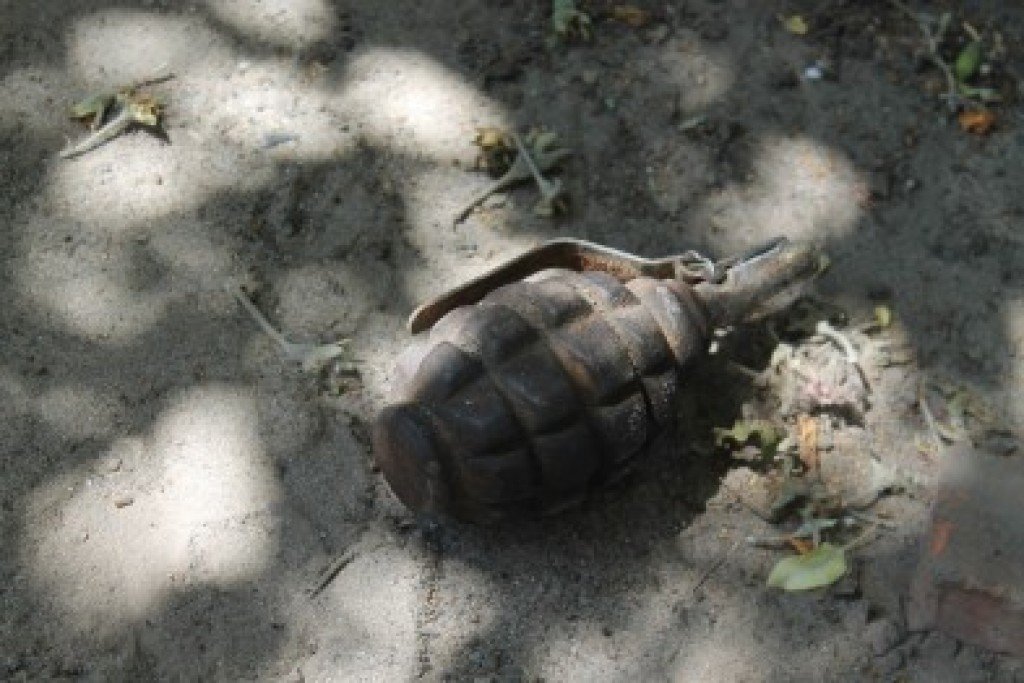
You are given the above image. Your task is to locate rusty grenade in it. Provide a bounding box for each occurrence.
[373,238,820,523]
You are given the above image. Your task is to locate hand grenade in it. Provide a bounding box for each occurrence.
[374,238,820,523]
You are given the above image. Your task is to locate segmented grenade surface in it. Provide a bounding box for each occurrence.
[376,269,710,522]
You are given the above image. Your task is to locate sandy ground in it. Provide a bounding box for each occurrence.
[2,0,1024,680]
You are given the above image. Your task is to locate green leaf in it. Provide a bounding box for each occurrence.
[767,542,847,591]
[782,15,808,36]
[954,41,983,83]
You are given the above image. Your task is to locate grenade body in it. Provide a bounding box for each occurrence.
[373,268,712,523]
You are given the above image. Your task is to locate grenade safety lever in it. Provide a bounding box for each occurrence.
[408,237,815,333]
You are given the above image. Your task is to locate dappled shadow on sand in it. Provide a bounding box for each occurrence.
[2,0,1023,679]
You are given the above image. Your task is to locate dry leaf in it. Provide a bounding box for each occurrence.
[474,126,511,149]
[929,519,954,556]
[788,536,814,554]
[128,93,163,127]
[473,126,515,174]
[958,109,996,135]
[782,15,809,35]
[796,414,819,471]
[612,5,650,28]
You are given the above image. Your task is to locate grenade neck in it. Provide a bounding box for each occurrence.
[690,240,821,328]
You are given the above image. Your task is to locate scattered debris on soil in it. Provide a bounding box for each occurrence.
[887,1,1011,115]
[551,0,592,43]
[59,73,174,158]
[917,374,1014,456]
[714,298,932,593]
[228,283,358,380]
[454,126,571,223]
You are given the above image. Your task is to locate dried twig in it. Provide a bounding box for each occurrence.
[962,20,981,43]
[227,283,354,374]
[848,510,898,529]
[726,359,764,381]
[843,521,879,552]
[692,540,739,594]
[307,547,361,598]
[128,70,175,90]
[746,534,795,548]
[917,378,947,453]
[59,106,136,158]
[307,539,386,598]
[512,131,568,216]
[815,320,859,365]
